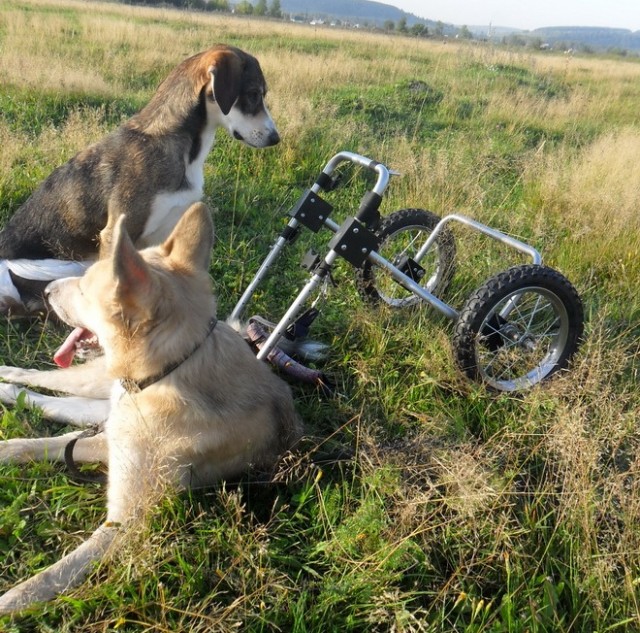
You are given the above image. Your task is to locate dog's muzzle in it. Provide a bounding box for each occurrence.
[233,129,280,147]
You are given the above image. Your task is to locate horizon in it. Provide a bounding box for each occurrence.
[377,0,640,32]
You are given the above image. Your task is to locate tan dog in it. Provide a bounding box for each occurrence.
[0,44,279,313]
[0,202,301,614]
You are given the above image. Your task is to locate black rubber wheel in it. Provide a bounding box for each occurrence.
[356,208,456,308]
[453,264,584,391]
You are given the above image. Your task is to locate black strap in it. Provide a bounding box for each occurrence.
[65,316,218,481]
[64,426,107,485]
[121,317,218,393]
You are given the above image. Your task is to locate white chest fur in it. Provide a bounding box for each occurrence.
[140,119,217,247]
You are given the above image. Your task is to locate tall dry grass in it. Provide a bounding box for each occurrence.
[534,128,640,236]
[0,1,639,630]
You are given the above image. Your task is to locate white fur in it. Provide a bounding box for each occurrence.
[140,75,279,247]
[0,50,280,314]
[140,97,219,246]
[222,102,280,148]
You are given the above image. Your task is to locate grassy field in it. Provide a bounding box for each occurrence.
[0,0,639,630]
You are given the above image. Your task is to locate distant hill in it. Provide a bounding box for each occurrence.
[530,26,640,51]
[259,0,640,52]
[468,24,640,52]
[279,0,454,31]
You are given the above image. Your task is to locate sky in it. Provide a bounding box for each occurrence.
[381,1,640,31]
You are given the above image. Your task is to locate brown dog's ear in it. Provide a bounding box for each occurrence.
[111,214,153,301]
[162,202,214,272]
[208,50,242,115]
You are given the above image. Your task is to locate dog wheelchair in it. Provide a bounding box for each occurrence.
[231,151,584,393]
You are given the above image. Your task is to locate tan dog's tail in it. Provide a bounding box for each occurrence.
[0,523,118,614]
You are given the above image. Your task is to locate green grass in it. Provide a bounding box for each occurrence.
[0,1,639,631]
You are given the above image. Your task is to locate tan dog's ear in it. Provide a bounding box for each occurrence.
[162,202,214,272]
[208,51,242,115]
[98,213,117,260]
[111,214,153,302]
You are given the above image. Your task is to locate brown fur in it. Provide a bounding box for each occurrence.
[0,44,279,312]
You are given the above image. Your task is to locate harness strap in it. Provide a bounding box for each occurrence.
[121,317,218,393]
[64,426,107,485]
[64,316,219,482]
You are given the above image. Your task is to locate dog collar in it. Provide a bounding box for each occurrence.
[121,317,218,394]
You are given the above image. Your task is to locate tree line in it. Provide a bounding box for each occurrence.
[120,0,283,15]
[118,0,437,35]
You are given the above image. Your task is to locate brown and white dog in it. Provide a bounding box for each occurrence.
[0,44,279,313]
[0,201,301,614]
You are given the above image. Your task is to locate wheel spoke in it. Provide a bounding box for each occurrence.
[357,209,456,309]
[526,294,545,331]
[476,289,568,386]
[454,265,583,392]
[531,316,561,340]
[377,232,442,304]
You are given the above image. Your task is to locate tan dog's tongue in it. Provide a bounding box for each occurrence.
[54,327,91,368]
